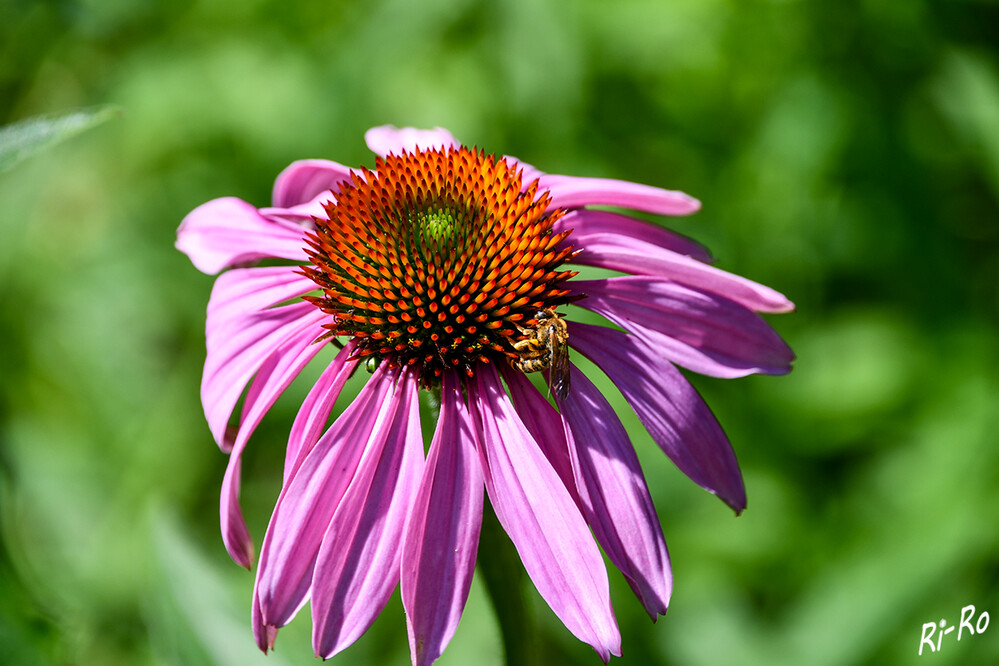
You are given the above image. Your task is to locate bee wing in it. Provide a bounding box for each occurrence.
[549,334,570,402]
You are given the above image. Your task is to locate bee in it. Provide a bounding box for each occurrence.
[510,307,571,401]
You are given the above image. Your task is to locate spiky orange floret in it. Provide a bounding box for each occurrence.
[302,145,575,381]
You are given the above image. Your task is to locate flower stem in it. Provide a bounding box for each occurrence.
[478,501,536,666]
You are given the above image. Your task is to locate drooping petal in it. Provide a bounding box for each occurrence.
[553,209,713,262]
[284,341,358,484]
[568,322,747,513]
[271,158,354,207]
[571,277,795,378]
[219,317,331,568]
[176,197,309,274]
[254,366,397,631]
[401,372,484,666]
[559,365,671,618]
[252,580,277,652]
[501,366,579,508]
[468,365,621,662]
[570,232,794,314]
[365,125,459,157]
[539,174,701,216]
[201,266,320,449]
[312,367,424,659]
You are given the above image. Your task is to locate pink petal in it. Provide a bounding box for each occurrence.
[570,232,795,314]
[539,174,701,216]
[284,341,358,484]
[501,367,580,508]
[468,365,621,661]
[202,266,320,449]
[271,159,354,207]
[568,322,746,513]
[259,189,336,226]
[401,372,484,666]
[254,366,398,629]
[553,209,713,262]
[559,365,671,618]
[219,316,330,568]
[312,367,424,659]
[571,277,795,378]
[252,581,277,652]
[207,303,327,451]
[365,125,459,157]
[176,197,309,274]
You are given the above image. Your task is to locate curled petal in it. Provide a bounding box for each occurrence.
[271,158,354,207]
[570,233,794,314]
[206,304,324,457]
[560,365,671,618]
[568,322,747,513]
[365,125,459,157]
[219,315,329,568]
[176,197,309,274]
[312,368,424,659]
[202,266,319,449]
[402,372,484,666]
[254,366,398,631]
[571,277,795,378]
[469,365,621,661]
[539,174,701,216]
[554,209,712,262]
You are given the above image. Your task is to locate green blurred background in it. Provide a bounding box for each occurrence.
[2,0,997,664]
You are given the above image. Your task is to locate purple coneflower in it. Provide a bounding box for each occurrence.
[176,126,794,664]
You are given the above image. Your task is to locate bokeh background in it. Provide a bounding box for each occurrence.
[2,0,998,664]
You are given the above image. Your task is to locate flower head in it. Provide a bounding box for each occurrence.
[177,125,794,665]
[301,145,575,381]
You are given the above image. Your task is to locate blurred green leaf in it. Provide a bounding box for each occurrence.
[150,508,304,666]
[0,105,122,173]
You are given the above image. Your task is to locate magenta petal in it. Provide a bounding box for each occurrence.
[271,159,354,207]
[571,277,795,378]
[501,367,580,508]
[468,365,621,661]
[254,367,398,629]
[401,372,484,666]
[219,456,254,569]
[284,341,358,484]
[569,322,747,513]
[176,197,309,274]
[365,125,459,157]
[252,581,278,652]
[554,209,713,262]
[202,267,320,449]
[219,316,328,568]
[312,367,424,659]
[539,174,701,216]
[571,233,794,314]
[259,189,335,226]
[560,365,672,618]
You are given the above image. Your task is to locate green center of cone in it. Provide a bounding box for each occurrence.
[416,207,457,246]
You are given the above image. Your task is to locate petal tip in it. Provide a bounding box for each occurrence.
[681,194,702,215]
